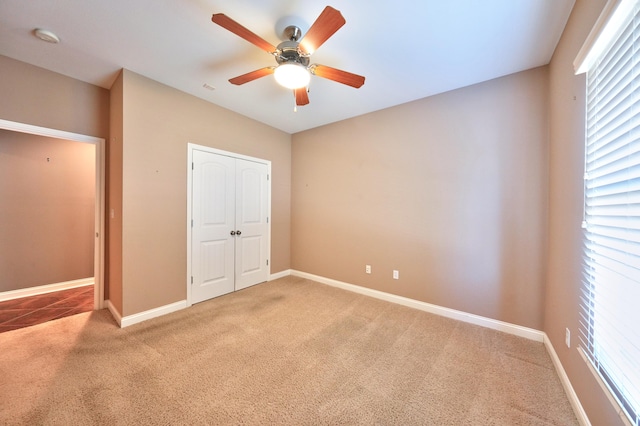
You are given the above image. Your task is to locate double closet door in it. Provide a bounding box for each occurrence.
[191,148,269,304]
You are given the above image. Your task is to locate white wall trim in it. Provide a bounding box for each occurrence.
[0,118,106,310]
[0,278,94,302]
[285,270,592,422]
[105,299,123,327]
[0,119,103,144]
[269,269,292,281]
[543,336,592,426]
[119,300,188,328]
[101,269,591,424]
[290,270,544,342]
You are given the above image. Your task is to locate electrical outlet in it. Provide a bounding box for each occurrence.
[393,270,399,280]
[365,265,371,274]
[565,328,571,348]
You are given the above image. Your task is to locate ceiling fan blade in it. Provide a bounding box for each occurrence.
[299,6,346,55]
[311,65,365,88]
[229,67,275,85]
[295,88,310,106]
[212,14,277,54]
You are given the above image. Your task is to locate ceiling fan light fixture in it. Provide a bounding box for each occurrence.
[274,63,310,89]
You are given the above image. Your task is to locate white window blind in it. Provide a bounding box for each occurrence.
[579,1,640,424]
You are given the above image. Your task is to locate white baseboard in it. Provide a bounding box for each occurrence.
[105,299,122,326]
[0,277,94,302]
[118,300,188,328]
[101,270,587,424]
[286,270,590,423]
[290,270,544,342]
[104,299,187,328]
[107,271,292,328]
[544,336,591,426]
[270,269,292,281]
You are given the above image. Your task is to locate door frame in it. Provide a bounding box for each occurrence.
[0,118,106,309]
[186,143,271,307]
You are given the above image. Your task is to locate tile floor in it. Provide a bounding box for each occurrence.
[0,286,94,333]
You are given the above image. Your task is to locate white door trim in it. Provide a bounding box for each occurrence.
[0,118,106,309]
[186,143,271,307]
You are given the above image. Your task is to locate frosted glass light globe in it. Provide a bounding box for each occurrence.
[274,63,310,89]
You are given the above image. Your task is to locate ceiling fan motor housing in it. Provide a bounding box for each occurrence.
[275,40,309,67]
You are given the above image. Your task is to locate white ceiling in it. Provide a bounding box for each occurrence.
[0,0,575,134]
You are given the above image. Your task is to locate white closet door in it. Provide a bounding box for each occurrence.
[190,148,270,304]
[234,158,269,290]
[191,150,235,303]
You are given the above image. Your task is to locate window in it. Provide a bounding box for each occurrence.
[576,0,640,424]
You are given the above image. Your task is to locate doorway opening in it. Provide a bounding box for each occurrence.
[0,119,105,331]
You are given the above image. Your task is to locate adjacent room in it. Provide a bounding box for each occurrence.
[0,129,96,332]
[0,0,638,424]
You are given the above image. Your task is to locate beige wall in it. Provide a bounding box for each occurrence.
[2,16,630,421]
[108,71,124,311]
[292,67,549,330]
[116,70,291,316]
[545,0,626,424]
[0,130,95,291]
[0,55,109,138]
[0,54,108,293]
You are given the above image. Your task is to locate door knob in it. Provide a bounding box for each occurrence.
[230,230,236,236]
[236,230,242,236]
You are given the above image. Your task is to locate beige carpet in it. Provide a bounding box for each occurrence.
[0,276,578,425]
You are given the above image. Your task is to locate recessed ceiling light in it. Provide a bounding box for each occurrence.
[202,83,215,91]
[34,28,60,44]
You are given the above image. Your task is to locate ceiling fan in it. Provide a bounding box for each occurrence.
[211,6,365,107]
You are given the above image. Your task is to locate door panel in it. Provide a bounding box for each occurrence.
[235,159,269,290]
[191,150,235,303]
[239,236,261,272]
[202,241,227,282]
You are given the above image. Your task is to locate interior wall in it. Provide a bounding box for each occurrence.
[118,70,291,317]
[108,71,124,312]
[291,67,549,330]
[545,0,625,425]
[0,54,109,296]
[0,55,109,138]
[0,130,95,292]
